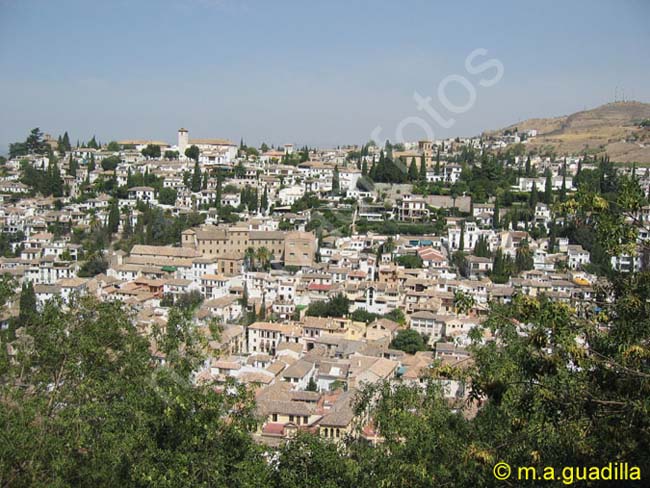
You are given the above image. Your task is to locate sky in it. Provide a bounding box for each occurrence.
[1,0,649,152]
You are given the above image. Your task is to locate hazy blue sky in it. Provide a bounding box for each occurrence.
[1,0,649,152]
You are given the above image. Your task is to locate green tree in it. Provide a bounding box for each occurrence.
[48,159,64,197]
[88,153,96,172]
[174,290,204,310]
[419,156,427,181]
[61,131,71,152]
[453,289,475,314]
[543,169,553,205]
[473,235,491,258]
[408,157,419,181]
[9,128,49,158]
[260,185,269,212]
[87,135,99,149]
[78,253,108,277]
[185,144,200,162]
[396,254,423,268]
[101,155,121,171]
[331,165,340,195]
[68,157,78,177]
[141,144,161,159]
[107,199,120,234]
[0,297,264,486]
[490,247,511,283]
[272,433,355,487]
[306,293,350,318]
[559,174,567,202]
[18,281,37,326]
[514,238,533,273]
[305,377,318,392]
[255,247,272,271]
[26,128,48,154]
[158,187,178,205]
[122,210,133,239]
[390,329,427,354]
[190,160,202,192]
[529,181,539,209]
[548,218,557,253]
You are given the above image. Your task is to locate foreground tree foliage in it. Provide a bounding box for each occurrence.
[0,298,264,487]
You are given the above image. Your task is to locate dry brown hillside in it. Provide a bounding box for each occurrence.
[486,101,650,163]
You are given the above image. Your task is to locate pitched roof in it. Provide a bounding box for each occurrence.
[282,359,314,379]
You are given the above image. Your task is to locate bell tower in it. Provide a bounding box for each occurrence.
[178,128,189,155]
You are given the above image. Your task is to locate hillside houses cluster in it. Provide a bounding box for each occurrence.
[2,128,649,444]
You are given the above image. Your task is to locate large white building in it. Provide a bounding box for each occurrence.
[177,128,238,165]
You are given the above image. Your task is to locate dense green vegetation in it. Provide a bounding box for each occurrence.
[305,293,350,318]
[395,254,423,269]
[389,329,427,354]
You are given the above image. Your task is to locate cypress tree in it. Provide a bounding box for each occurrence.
[19,281,37,326]
[419,156,427,181]
[515,239,533,273]
[459,223,465,251]
[69,157,78,177]
[62,131,71,151]
[493,198,500,229]
[544,170,553,205]
[108,200,120,234]
[548,220,557,253]
[259,294,266,320]
[191,160,202,193]
[473,236,491,258]
[559,175,567,202]
[529,182,539,209]
[332,165,340,195]
[406,158,417,181]
[260,185,268,212]
[216,177,223,209]
[491,248,511,284]
[123,211,133,238]
[49,159,63,197]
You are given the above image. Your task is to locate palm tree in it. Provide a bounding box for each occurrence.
[453,290,475,315]
[255,247,272,271]
[244,247,256,272]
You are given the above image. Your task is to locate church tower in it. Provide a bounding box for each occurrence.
[178,128,189,155]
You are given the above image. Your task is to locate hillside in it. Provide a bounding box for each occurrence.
[486,101,650,163]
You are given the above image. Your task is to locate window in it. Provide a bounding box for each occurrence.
[272,414,278,422]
